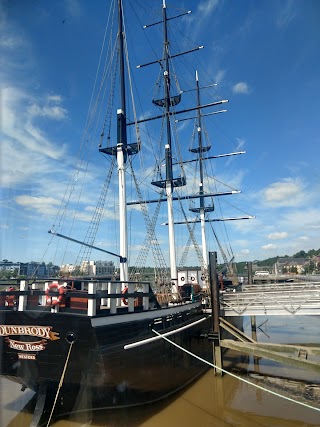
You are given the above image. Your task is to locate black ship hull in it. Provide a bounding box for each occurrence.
[0,296,212,422]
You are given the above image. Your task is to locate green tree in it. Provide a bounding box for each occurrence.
[293,250,307,258]
[308,260,316,274]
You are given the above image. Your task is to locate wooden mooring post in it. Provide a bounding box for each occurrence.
[247,261,253,285]
[251,316,257,341]
[209,251,223,376]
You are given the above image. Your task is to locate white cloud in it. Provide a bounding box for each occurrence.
[276,0,296,29]
[235,138,246,151]
[0,35,23,48]
[186,0,220,33]
[236,249,250,258]
[47,95,63,103]
[262,243,277,250]
[65,0,82,18]
[14,195,98,222]
[232,82,250,94]
[27,104,67,120]
[198,0,219,15]
[27,94,67,120]
[214,69,226,85]
[268,232,288,240]
[16,196,60,208]
[279,209,320,232]
[0,87,68,187]
[15,196,61,217]
[262,178,304,207]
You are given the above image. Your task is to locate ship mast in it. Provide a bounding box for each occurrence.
[162,0,178,290]
[195,70,209,269]
[131,2,222,286]
[99,0,139,283]
[129,2,235,286]
[117,0,129,282]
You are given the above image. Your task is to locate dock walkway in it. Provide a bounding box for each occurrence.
[221,281,320,316]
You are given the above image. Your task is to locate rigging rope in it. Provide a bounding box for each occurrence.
[122,6,169,284]
[75,158,116,271]
[47,1,118,269]
[122,9,141,151]
[152,329,320,414]
[178,221,197,268]
[176,198,205,268]
[128,163,169,283]
[46,341,75,427]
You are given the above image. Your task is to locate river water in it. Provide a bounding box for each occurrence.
[1,315,320,426]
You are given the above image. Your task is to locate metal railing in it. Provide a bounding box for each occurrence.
[221,282,320,316]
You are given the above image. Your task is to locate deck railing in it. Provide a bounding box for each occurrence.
[0,279,156,317]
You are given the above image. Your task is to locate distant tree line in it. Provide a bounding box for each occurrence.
[255,248,320,267]
[234,248,320,274]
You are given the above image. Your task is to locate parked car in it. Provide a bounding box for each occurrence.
[254,271,270,276]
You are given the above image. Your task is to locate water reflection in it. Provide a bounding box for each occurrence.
[2,316,320,427]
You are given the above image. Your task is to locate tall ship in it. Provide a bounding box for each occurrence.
[0,1,250,425]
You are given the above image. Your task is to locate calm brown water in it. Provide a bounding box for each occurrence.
[2,316,320,427]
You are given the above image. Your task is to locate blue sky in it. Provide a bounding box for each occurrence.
[1,0,320,268]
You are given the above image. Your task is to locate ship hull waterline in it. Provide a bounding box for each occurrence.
[0,303,212,418]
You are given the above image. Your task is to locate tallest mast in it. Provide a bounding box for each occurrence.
[147,2,202,289]
[162,0,178,290]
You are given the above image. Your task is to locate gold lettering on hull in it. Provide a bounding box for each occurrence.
[0,324,60,359]
[0,325,59,340]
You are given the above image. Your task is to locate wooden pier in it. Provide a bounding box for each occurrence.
[207,252,320,377]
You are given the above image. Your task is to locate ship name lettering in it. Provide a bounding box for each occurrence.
[0,325,52,339]
[8,339,45,352]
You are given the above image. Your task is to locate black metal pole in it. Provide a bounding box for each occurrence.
[209,252,219,334]
[209,251,223,375]
[247,261,253,285]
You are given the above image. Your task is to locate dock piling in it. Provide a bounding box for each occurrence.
[209,251,223,376]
